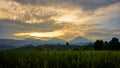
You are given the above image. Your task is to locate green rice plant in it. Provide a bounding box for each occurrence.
[0,50,120,68]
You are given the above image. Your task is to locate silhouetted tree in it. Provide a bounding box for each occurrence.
[104,41,109,50]
[109,37,120,50]
[66,42,69,45]
[93,40,104,50]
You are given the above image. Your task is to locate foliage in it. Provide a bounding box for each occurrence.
[0,50,120,68]
[93,37,120,50]
[93,40,104,50]
[109,38,120,50]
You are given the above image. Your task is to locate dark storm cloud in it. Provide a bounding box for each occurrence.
[15,0,120,10]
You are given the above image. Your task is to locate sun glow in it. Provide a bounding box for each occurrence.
[53,13,92,24]
[25,18,44,24]
[14,31,64,38]
[57,14,78,23]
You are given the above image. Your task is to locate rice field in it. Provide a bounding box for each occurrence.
[0,50,120,68]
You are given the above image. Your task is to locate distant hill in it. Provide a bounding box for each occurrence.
[0,39,23,50]
[0,39,24,47]
[23,38,45,45]
[46,38,66,45]
[0,37,93,50]
[69,36,93,45]
[0,45,16,50]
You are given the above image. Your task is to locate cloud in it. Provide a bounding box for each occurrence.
[0,0,120,40]
[0,0,69,24]
[0,0,120,25]
[0,19,67,39]
[0,19,64,32]
[0,18,101,40]
[86,29,120,41]
[15,0,120,10]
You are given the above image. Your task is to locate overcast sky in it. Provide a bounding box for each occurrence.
[0,0,120,41]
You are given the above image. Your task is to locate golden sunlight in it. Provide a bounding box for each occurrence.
[53,13,91,24]
[14,31,64,38]
[25,18,44,24]
[56,14,78,23]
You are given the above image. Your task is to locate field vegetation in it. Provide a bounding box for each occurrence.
[0,50,120,68]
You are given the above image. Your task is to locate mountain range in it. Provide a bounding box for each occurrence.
[0,36,93,50]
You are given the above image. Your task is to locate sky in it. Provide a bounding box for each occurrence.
[0,0,120,41]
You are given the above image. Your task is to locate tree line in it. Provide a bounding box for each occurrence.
[93,37,120,50]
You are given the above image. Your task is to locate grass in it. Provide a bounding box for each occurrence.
[0,50,120,68]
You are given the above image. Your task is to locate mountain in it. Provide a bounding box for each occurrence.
[23,38,66,45]
[0,39,24,50]
[46,38,66,45]
[0,37,92,48]
[69,36,92,45]
[23,38,45,45]
[0,39,24,47]
[0,38,66,46]
[0,45,16,50]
